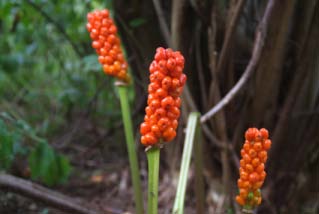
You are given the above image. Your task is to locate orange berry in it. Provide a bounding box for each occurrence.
[245,128,257,141]
[166,58,176,71]
[179,73,187,85]
[248,149,257,158]
[155,88,168,99]
[157,117,170,131]
[240,171,249,180]
[150,99,161,110]
[253,142,263,151]
[240,149,246,157]
[145,133,158,145]
[148,82,160,93]
[171,78,180,88]
[145,106,153,116]
[253,181,263,189]
[260,128,269,139]
[243,154,252,163]
[109,25,117,34]
[256,163,265,173]
[100,9,109,18]
[263,139,272,150]
[243,181,251,189]
[245,164,254,173]
[154,108,166,118]
[167,106,180,119]
[162,76,172,90]
[243,141,251,151]
[141,136,148,145]
[151,125,161,138]
[237,179,244,188]
[113,61,121,71]
[240,159,245,167]
[236,196,245,206]
[92,41,101,49]
[239,189,248,198]
[140,122,151,135]
[161,96,174,109]
[258,151,267,160]
[174,97,181,107]
[257,196,262,205]
[249,172,260,183]
[171,119,178,129]
[252,158,260,167]
[260,152,268,163]
[254,130,262,141]
[163,127,176,142]
[260,171,266,181]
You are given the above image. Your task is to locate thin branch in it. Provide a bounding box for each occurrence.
[25,0,82,57]
[195,22,208,109]
[201,0,276,123]
[207,0,246,106]
[152,0,172,47]
[216,0,247,74]
[0,173,105,214]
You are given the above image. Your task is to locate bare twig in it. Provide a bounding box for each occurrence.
[0,173,103,214]
[171,0,187,50]
[207,0,246,107]
[201,0,276,123]
[216,0,247,74]
[25,0,82,57]
[195,22,208,109]
[152,0,172,47]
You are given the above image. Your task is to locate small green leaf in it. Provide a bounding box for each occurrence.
[0,119,20,170]
[28,141,71,185]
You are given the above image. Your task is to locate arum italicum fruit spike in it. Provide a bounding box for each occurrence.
[236,128,272,209]
[140,47,187,146]
[142,48,186,214]
[87,9,143,214]
[86,9,130,83]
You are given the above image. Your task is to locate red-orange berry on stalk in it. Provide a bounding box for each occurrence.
[236,128,271,209]
[86,9,130,83]
[140,47,186,146]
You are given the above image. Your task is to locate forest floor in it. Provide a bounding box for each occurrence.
[0,117,197,214]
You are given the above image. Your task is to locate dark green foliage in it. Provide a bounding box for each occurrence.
[0,0,123,187]
[0,119,21,169]
[29,141,71,186]
[0,114,71,185]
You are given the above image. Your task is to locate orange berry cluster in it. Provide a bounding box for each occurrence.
[236,128,272,208]
[140,47,187,146]
[86,9,130,83]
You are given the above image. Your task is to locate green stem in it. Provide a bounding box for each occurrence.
[173,112,200,214]
[194,122,205,214]
[146,146,160,214]
[117,84,144,214]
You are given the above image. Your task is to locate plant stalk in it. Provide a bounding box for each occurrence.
[146,146,160,214]
[117,84,144,214]
[194,122,205,214]
[173,112,200,214]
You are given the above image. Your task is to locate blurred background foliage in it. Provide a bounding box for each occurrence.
[0,0,122,185]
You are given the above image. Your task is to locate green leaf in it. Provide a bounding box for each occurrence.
[56,154,71,183]
[0,119,21,169]
[28,141,71,186]
[173,112,200,214]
